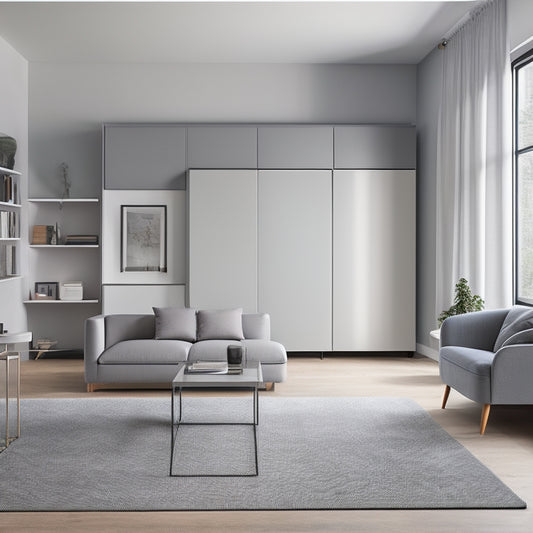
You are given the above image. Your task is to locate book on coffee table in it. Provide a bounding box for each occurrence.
[185,361,228,374]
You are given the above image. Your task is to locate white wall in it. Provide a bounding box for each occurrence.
[0,36,28,343]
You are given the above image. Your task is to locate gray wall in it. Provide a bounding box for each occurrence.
[0,36,28,339]
[416,48,442,358]
[28,63,416,197]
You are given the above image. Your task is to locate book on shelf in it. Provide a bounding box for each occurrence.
[0,210,19,238]
[64,234,98,245]
[185,361,229,374]
[1,174,18,204]
[0,243,16,277]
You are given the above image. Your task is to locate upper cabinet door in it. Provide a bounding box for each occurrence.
[258,126,333,169]
[104,125,187,189]
[188,126,257,169]
[334,125,416,169]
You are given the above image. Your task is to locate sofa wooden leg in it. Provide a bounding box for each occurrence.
[87,383,95,393]
[480,404,491,435]
[441,385,451,409]
[264,382,275,391]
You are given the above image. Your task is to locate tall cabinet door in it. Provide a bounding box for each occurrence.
[333,170,416,351]
[188,169,258,312]
[258,170,332,351]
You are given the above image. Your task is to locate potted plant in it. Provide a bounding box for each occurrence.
[438,278,484,326]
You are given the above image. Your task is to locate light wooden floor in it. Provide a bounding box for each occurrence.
[3,354,533,532]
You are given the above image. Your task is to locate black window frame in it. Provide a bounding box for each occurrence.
[513,47,533,306]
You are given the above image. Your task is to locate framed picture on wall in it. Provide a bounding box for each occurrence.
[34,282,59,300]
[120,205,167,272]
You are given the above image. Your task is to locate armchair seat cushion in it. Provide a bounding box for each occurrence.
[439,346,494,404]
[98,339,191,365]
[440,346,494,377]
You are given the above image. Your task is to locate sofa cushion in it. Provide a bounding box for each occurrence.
[197,308,244,341]
[153,307,197,342]
[439,346,495,377]
[105,315,155,348]
[98,339,191,365]
[500,327,533,348]
[493,306,533,352]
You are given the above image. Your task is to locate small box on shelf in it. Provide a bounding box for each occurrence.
[59,281,83,301]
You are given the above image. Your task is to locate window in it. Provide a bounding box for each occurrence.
[514,49,533,305]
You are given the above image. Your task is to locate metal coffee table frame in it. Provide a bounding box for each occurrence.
[170,362,262,477]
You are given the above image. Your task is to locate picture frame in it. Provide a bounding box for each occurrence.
[34,282,59,300]
[120,205,167,272]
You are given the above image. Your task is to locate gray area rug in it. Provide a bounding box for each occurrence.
[0,397,526,511]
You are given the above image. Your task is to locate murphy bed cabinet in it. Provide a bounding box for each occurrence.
[103,123,416,354]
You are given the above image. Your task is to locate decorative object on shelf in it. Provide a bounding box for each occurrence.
[438,277,485,326]
[0,133,16,170]
[35,339,57,351]
[59,162,71,201]
[32,224,60,245]
[120,205,167,272]
[59,281,83,301]
[34,281,59,300]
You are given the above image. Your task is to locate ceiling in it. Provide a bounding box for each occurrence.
[0,1,481,64]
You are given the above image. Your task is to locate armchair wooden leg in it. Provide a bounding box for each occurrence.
[480,404,491,435]
[441,385,451,409]
[87,383,95,393]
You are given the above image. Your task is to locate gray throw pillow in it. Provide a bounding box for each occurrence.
[197,308,244,341]
[153,307,197,342]
[501,328,533,348]
[493,306,533,352]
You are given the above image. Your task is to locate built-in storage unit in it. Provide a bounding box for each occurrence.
[103,123,416,354]
[0,166,21,282]
[333,170,416,351]
[187,126,257,169]
[258,170,332,351]
[188,169,258,312]
[104,125,188,190]
[24,198,100,352]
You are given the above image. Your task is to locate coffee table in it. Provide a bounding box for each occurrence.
[170,361,262,477]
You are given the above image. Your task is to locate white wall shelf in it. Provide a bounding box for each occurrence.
[0,166,21,176]
[28,198,99,203]
[26,197,101,350]
[0,201,21,208]
[0,276,22,283]
[0,238,20,241]
[30,245,99,248]
[24,299,99,304]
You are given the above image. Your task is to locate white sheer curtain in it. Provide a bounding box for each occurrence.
[436,0,512,321]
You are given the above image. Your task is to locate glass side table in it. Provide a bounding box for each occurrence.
[0,331,32,452]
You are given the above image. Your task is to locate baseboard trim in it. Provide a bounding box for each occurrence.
[416,343,439,362]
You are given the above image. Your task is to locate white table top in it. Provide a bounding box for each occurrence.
[0,331,33,344]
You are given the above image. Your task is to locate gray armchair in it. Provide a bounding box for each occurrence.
[439,307,533,435]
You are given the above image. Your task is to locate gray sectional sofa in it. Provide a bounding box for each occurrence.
[84,308,287,392]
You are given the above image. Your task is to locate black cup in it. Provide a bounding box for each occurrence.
[227,345,245,365]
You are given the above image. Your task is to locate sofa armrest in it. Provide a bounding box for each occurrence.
[84,315,105,383]
[492,344,533,404]
[440,309,508,351]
